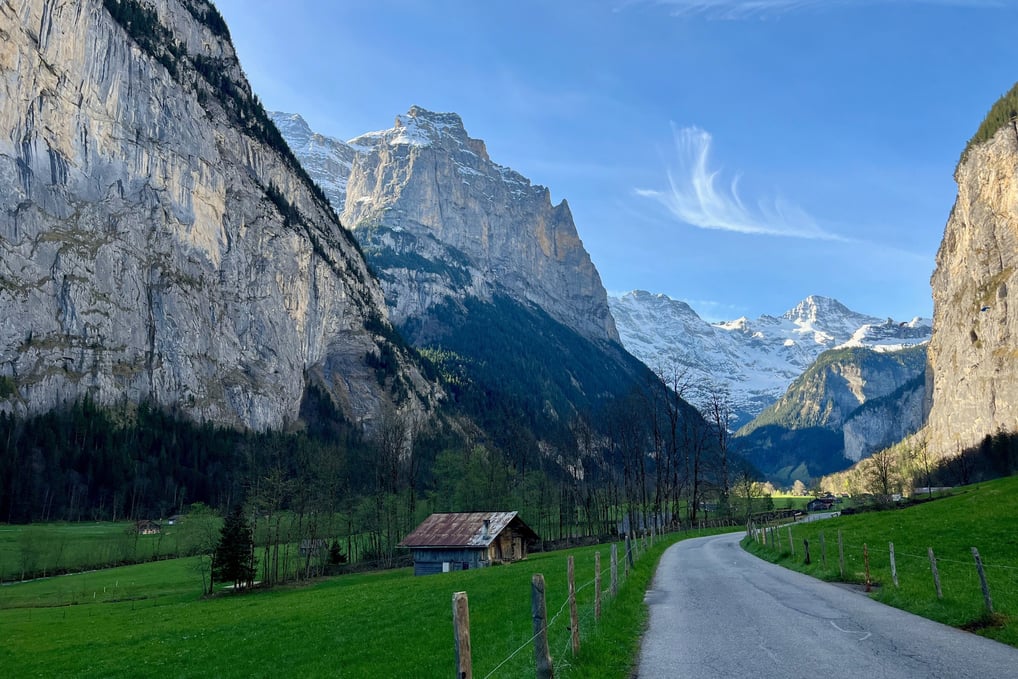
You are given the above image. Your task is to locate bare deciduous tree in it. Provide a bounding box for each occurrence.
[699,381,734,511]
[909,433,935,499]
[866,448,901,503]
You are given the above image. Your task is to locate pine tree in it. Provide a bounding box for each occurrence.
[212,505,256,590]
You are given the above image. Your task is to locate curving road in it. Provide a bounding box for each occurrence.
[637,531,1018,678]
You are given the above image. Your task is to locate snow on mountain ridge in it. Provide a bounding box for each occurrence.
[348,106,478,152]
[273,107,526,216]
[610,290,932,428]
[269,111,356,211]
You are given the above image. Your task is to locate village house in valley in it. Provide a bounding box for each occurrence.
[399,511,539,576]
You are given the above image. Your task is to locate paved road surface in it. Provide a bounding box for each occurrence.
[637,531,1018,678]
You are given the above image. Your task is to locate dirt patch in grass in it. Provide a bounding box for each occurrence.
[961,612,1008,632]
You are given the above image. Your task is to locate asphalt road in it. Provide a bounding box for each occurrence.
[636,531,1018,678]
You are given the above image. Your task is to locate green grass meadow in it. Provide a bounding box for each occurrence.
[745,475,1018,646]
[0,526,735,678]
[0,521,186,581]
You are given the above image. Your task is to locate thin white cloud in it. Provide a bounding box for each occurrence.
[637,125,846,240]
[637,0,1001,19]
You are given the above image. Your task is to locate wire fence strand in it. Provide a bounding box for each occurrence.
[480,541,645,678]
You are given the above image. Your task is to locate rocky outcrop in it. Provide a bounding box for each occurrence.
[926,113,1018,456]
[0,0,425,430]
[842,376,925,462]
[273,108,619,345]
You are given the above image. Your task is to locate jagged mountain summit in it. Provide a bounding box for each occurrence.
[273,108,664,454]
[0,0,428,430]
[271,108,619,346]
[609,290,931,427]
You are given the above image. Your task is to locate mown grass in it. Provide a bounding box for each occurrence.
[744,475,1018,647]
[0,526,736,677]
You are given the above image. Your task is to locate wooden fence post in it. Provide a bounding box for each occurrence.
[863,543,871,592]
[837,530,845,579]
[819,531,827,569]
[453,591,472,679]
[532,574,554,679]
[889,542,898,588]
[594,551,602,620]
[972,547,993,613]
[788,527,795,557]
[803,538,811,565]
[626,534,634,572]
[568,556,580,655]
[928,547,943,599]
[610,544,618,598]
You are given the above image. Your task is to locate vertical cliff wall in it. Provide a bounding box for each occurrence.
[0,0,424,430]
[926,109,1018,455]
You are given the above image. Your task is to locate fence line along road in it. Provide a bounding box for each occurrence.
[638,531,1018,679]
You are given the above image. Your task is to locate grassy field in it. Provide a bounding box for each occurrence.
[745,475,1018,647]
[0,525,736,677]
[0,521,209,582]
[0,515,398,584]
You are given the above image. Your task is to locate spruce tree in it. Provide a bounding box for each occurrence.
[212,505,256,590]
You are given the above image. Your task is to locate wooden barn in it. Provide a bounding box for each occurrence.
[398,511,539,576]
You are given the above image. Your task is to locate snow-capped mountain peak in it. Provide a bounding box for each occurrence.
[782,295,881,343]
[347,106,490,159]
[609,291,932,428]
[783,295,856,324]
[272,112,314,148]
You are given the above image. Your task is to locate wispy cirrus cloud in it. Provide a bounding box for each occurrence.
[632,0,1001,19]
[636,125,846,240]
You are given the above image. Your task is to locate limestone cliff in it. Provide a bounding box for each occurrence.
[926,106,1018,456]
[842,375,925,463]
[736,345,927,483]
[740,345,927,436]
[0,0,426,430]
[273,108,620,346]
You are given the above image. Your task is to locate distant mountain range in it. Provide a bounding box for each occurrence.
[609,291,931,430]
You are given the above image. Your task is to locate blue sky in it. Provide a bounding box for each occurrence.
[213,0,1018,322]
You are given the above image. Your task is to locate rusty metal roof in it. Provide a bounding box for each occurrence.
[398,511,537,548]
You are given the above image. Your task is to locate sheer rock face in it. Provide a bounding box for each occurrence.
[842,380,925,462]
[742,345,926,435]
[274,108,620,345]
[926,123,1018,456]
[0,0,420,430]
